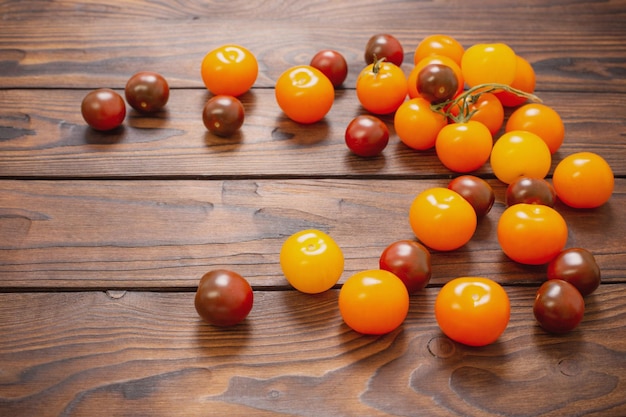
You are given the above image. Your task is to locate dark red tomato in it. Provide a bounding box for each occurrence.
[547,248,601,296]
[194,269,254,326]
[345,115,389,157]
[81,88,126,131]
[125,71,170,113]
[506,176,556,207]
[364,33,404,66]
[533,279,584,334]
[202,95,245,137]
[417,63,458,104]
[447,175,495,217]
[310,49,348,88]
[379,240,432,293]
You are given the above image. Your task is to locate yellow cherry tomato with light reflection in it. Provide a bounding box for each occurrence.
[494,55,536,107]
[414,34,465,67]
[490,130,551,184]
[435,277,510,346]
[280,229,344,293]
[394,97,448,150]
[275,65,334,124]
[339,269,409,335]
[201,44,258,97]
[461,43,517,87]
[506,103,565,154]
[498,203,568,265]
[356,60,408,115]
[553,152,614,208]
[436,120,493,173]
[409,187,477,251]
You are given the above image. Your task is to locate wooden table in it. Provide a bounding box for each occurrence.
[1,1,625,416]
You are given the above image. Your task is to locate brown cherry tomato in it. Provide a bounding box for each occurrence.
[547,248,601,296]
[533,280,584,334]
[379,240,432,293]
[194,269,253,326]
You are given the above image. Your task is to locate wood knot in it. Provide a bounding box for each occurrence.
[427,335,456,358]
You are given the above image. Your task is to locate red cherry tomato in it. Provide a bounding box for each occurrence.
[194,269,254,326]
[344,115,389,157]
[310,49,348,88]
[379,240,432,293]
[81,88,126,131]
[364,33,404,66]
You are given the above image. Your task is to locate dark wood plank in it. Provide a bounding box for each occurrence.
[0,286,624,417]
[1,179,624,289]
[0,1,624,91]
[1,89,625,178]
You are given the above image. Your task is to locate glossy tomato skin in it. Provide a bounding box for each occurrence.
[448,175,495,217]
[417,63,458,104]
[194,269,254,326]
[497,203,568,265]
[394,97,447,150]
[414,34,464,67]
[344,115,389,157]
[81,88,126,131]
[490,130,552,185]
[124,71,169,114]
[202,95,245,137]
[505,176,556,207]
[461,43,517,87]
[201,44,258,97]
[534,280,584,334]
[379,240,432,293]
[547,248,601,296]
[310,49,348,88]
[449,92,504,137]
[435,277,510,346]
[552,152,614,209]
[280,229,344,294]
[339,269,409,335]
[435,120,493,173]
[275,65,334,124]
[356,60,407,115]
[364,33,404,66]
[506,103,565,154]
[409,55,464,100]
[494,55,536,107]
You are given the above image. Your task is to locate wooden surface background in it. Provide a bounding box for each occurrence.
[1,1,625,416]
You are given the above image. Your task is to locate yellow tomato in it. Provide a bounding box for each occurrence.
[490,130,551,184]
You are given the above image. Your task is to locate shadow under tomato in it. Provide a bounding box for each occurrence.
[83,124,126,144]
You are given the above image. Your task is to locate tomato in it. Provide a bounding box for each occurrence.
[379,240,432,293]
[356,60,407,115]
[505,176,556,207]
[275,65,334,124]
[394,97,447,150]
[490,130,551,184]
[124,71,169,114]
[81,88,126,131]
[280,229,344,294]
[339,269,409,335]
[461,43,517,87]
[414,34,465,67]
[497,203,568,265]
[344,115,389,157]
[552,152,614,208]
[202,95,245,137]
[494,55,536,107]
[310,49,348,88]
[534,280,584,334]
[547,248,601,296]
[364,33,404,66]
[201,44,258,97]
[409,187,477,251]
[417,64,458,103]
[447,175,495,217]
[408,55,464,100]
[449,92,504,136]
[435,277,510,346]
[194,269,254,326]
[505,103,565,154]
[435,120,493,173]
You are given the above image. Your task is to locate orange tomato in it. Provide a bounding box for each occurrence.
[553,152,614,208]
[505,103,565,154]
[275,65,334,124]
[408,55,464,99]
[498,203,568,265]
[490,130,551,184]
[435,277,510,346]
[356,60,408,114]
[409,187,477,251]
[339,269,409,335]
[461,43,517,87]
[449,92,504,136]
[436,120,493,173]
[414,34,465,67]
[394,97,448,150]
[494,55,536,107]
[201,44,258,97]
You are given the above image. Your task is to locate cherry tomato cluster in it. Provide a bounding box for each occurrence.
[81,71,170,131]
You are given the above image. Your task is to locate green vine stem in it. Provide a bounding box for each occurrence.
[431,83,542,123]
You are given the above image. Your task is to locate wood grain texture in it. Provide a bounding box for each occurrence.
[1,89,625,178]
[1,178,624,289]
[0,286,625,417]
